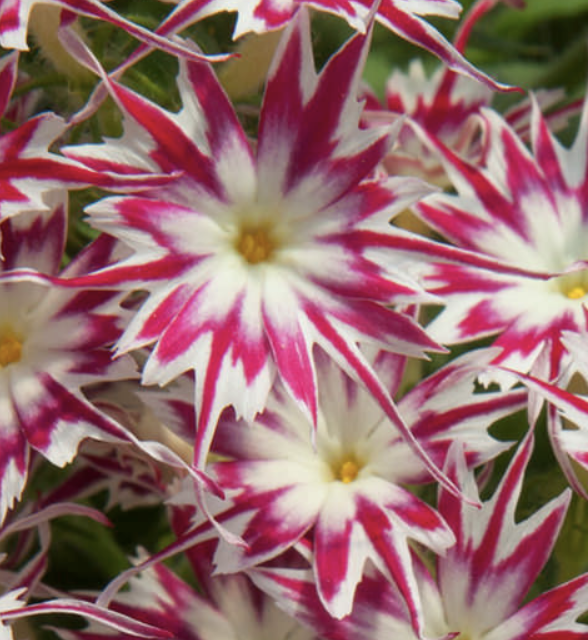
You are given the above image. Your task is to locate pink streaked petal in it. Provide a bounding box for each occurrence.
[258,14,393,211]
[105,84,223,197]
[530,97,570,197]
[313,486,366,618]
[1,205,66,275]
[0,52,18,118]
[150,0,295,41]
[377,482,454,551]
[485,574,588,640]
[182,59,256,194]
[0,394,29,524]
[488,312,580,383]
[262,285,317,426]
[213,484,324,573]
[10,373,127,465]
[398,350,526,471]
[356,498,427,636]
[481,107,560,226]
[438,433,571,633]
[373,2,513,92]
[140,274,273,431]
[122,284,194,353]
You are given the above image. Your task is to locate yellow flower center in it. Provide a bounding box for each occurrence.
[566,285,586,300]
[337,458,360,484]
[550,270,588,301]
[236,228,275,264]
[0,331,23,367]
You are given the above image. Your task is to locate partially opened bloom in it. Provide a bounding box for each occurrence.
[410,90,588,383]
[252,433,588,640]
[62,12,464,494]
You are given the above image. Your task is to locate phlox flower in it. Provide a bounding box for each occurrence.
[165,350,524,632]
[0,206,142,523]
[61,12,465,494]
[409,88,588,384]
[252,433,588,640]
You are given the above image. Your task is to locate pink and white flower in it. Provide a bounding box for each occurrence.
[60,12,469,495]
[410,89,588,384]
[252,432,588,640]
[164,350,524,632]
[0,206,141,523]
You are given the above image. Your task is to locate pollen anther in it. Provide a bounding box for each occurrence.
[237,229,274,264]
[338,459,360,484]
[0,332,23,367]
[566,286,586,300]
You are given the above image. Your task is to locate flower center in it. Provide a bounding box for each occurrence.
[566,285,586,300]
[236,228,275,264]
[336,457,361,484]
[550,270,588,301]
[0,330,23,367]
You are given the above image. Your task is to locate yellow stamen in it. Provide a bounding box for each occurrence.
[236,229,274,264]
[338,459,360,484]
[566,286,586,300]
[0,333,22,367]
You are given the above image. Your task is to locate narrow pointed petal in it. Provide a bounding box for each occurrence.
[438,433,571,634]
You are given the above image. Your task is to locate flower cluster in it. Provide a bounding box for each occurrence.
[0,1,587,639]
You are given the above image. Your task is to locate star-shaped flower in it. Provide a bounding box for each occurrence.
[0,205,141,523]
[62,12,464,494]
[159,349,524,634]
[410,92,588,384]
[251,432,588,640]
